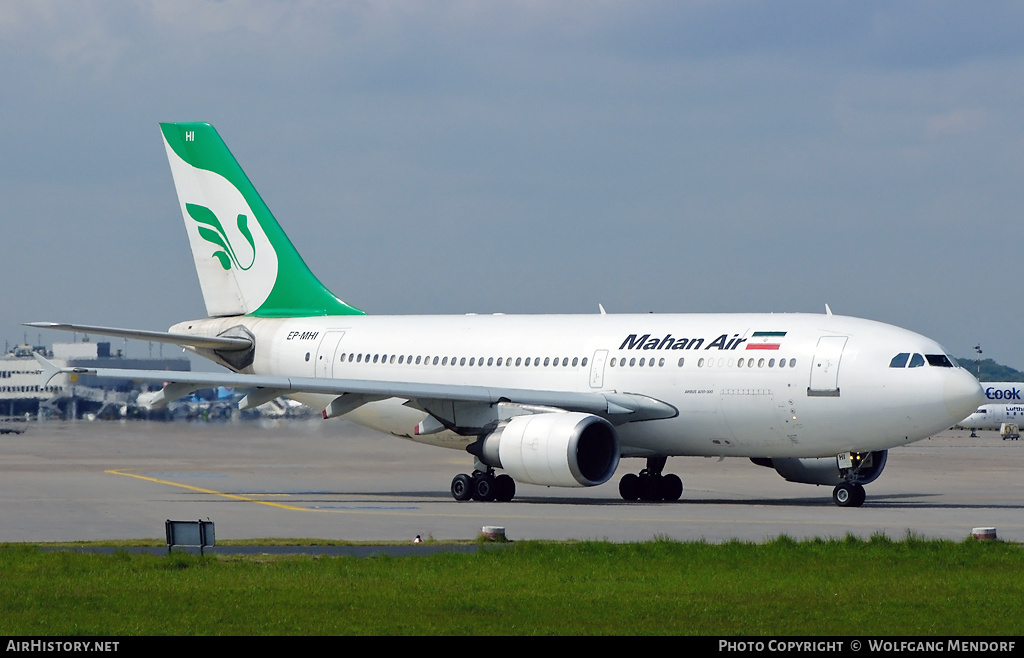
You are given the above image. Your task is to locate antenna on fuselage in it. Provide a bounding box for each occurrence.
[598,304,607,315]
[825,303,833,316]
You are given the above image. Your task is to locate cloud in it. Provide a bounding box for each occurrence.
[926,108,988,138]
[4,1,1024,367]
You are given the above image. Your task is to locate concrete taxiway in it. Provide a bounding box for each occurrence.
[0,420,1020,544]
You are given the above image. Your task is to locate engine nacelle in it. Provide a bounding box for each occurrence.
[752,450,888,486]
[472,412,620,487]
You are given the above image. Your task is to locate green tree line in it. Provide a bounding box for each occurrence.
[955,357,1024,382]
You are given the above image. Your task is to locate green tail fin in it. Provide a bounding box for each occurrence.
[160,122,364,318]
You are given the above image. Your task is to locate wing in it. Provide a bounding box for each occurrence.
[33,354,677,431]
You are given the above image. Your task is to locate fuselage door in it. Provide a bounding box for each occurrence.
[315,331,346,378]
[808,335,847,397]
[590,350,608,388]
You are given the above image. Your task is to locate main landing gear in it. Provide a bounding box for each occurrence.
[832,482,866,507]
[618,456,683,502]
[451,470,516,502]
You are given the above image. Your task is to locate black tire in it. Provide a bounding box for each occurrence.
[832,482,864,507]
[639,473,662,501]
[472,473,496,502]
[619,473,640,500]
[451,473,473,501]
[660,473,683,501]
[851,483,866,507]
[494,474,516,502]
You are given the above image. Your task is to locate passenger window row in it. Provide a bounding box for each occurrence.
[312,351,799,371]
[610,357,674,368]
[332,353,589,368]
[611,355,797,369]
[698,357,796,369]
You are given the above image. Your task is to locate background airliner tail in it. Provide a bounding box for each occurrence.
[160,122,364,318]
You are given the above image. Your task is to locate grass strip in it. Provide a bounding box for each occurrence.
[1,534,1021,635]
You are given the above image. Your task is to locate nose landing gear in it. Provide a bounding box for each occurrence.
[830,451,876,507]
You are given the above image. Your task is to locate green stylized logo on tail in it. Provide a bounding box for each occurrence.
[162,121,365,317]
[187,203,256,271]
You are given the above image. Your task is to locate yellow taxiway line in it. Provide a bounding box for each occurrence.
[106,469,319,512]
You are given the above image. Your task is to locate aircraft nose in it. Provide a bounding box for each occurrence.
[945,369,984,421]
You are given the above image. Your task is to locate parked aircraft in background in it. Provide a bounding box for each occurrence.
[957,383,1024,431]
[958,405,1024,432]
[29,123,983,507]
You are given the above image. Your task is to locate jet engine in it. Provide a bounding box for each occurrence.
[751,450,888,486]
[471,412,620,487]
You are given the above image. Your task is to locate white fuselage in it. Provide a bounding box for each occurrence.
[958,405,1024,431]
[173,312,983,459]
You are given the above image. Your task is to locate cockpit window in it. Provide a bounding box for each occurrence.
[889,353,909,368]
[908,353,925,368]
[925,354,954,368]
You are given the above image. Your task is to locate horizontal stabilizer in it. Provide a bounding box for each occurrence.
[25,322,252,351]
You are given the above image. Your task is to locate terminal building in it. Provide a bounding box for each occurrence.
[1,341,190,420]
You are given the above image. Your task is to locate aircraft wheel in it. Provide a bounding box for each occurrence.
[661,474,683,501]
[494,474,516,502]
[833,482,865,508]
[639,473,662,501]
[472,473,496,502]
[451,474,473,501]
[619,473,640,500]
[851,483,866,507]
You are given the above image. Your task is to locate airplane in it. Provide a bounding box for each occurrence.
[957,383,1024,431]
[29,122,984,508]
[958,405,1024,432]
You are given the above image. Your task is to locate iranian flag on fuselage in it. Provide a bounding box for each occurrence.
[746,331,786,350]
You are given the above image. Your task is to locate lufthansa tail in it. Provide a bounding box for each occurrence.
[160,122,364,318]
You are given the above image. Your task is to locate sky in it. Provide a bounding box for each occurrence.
[3,1,1023,369]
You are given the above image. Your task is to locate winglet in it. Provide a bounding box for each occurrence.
[33,352,62,386]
